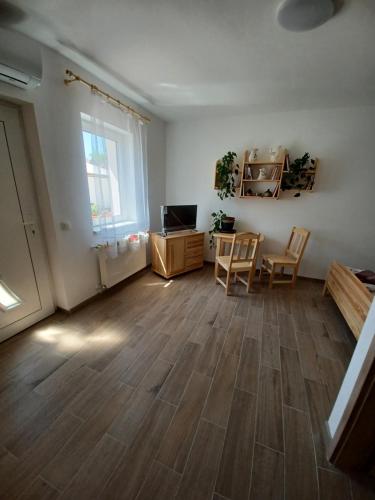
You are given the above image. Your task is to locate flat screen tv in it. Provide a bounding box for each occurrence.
[161,205,197,233]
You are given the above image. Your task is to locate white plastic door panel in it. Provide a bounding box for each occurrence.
[0,102,54,342]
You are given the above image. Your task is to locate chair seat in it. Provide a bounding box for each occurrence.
[262,254,297,265]
[217,255,254,272]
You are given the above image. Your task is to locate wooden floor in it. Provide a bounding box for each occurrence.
[1,265,374,500]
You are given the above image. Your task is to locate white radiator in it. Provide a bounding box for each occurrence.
[97,236,148,289]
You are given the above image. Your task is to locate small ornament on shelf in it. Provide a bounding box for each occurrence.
[257,167,268,180]
[269,147,277,162]
[248,148,258,162]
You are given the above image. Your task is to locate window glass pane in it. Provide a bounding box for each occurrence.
[83,130,108,175]
[82,129,121,224]
[0,280,22,311]
[106,138,121,218]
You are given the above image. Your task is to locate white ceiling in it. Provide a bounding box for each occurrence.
[3,0,375,121]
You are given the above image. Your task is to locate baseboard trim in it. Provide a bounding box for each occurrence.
[59,264,151,314]
[59,262,325,314]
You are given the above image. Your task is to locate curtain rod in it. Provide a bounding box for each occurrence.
[64,69,151,124]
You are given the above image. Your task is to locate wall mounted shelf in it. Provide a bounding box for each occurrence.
[239,149,287,199]
[281,158,319,193]
[213,149,319,199]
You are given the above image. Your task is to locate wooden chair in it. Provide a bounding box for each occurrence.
[260,227,310,288]
[215,232,261,295]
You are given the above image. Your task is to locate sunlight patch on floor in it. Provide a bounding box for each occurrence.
[87,332,122,344]
[144,280,174,288]
[34,324,124,351]
[34,325,85,350]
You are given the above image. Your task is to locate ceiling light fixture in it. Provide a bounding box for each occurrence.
[277,0,335,32]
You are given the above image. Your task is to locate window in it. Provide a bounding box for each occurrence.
[0,280,22,311]
[81,113,148,239]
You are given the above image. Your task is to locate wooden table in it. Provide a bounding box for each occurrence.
[213,232,265,276]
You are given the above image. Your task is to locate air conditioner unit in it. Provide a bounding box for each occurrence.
[0,28,42,90]
[0,62,40,89]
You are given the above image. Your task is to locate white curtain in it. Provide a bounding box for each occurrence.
[81,93,149,257]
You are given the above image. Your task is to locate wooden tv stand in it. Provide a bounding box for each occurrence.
[151,230,205,279]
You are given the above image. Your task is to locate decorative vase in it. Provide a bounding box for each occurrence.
[232,167,241,188]
[270,147,277,162]
[249,148,258,162]
[257,167,268,180]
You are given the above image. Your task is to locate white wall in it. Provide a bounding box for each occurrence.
[166,106,375,278]
[0,47,166,310]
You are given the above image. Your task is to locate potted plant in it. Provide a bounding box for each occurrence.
[221,216,235,232]
[281,153,317,196]
[209,211,236,248]
[209,211,225,248]
[215,151,240,200]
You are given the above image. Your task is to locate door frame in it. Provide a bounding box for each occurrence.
[327,299,375,472]
[0,99,55,341]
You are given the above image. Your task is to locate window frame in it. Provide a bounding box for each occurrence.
[81,115,139,238]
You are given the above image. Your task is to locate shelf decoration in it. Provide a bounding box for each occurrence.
[214,151,240,200]
[239,148,287,199]
[281,153,319,196]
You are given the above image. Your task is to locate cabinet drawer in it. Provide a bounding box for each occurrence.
[185,246,203,258]
[185,254,203,268]
[185,234,204,250]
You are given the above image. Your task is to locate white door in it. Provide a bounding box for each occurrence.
[0,101,54,342]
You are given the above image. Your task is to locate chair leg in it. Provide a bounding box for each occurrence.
[247,270,252,293]
[292,267,298,287]
[259,260,264,281]
[214,241,221,280]
[214,259,219,283]
[252,264,257,285]
[225,270,231,295]
[269,264,275,289]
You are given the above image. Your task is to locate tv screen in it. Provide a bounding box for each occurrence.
[161,205,197,232]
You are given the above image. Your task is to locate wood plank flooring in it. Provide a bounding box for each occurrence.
[0,265,374,499]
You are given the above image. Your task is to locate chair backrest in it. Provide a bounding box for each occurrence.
[285,227,310,263]
[228,232,260,268]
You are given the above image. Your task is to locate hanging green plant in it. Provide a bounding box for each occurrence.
[208,210,226,248]
[215,151,239,200]
[281,153,317,196]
